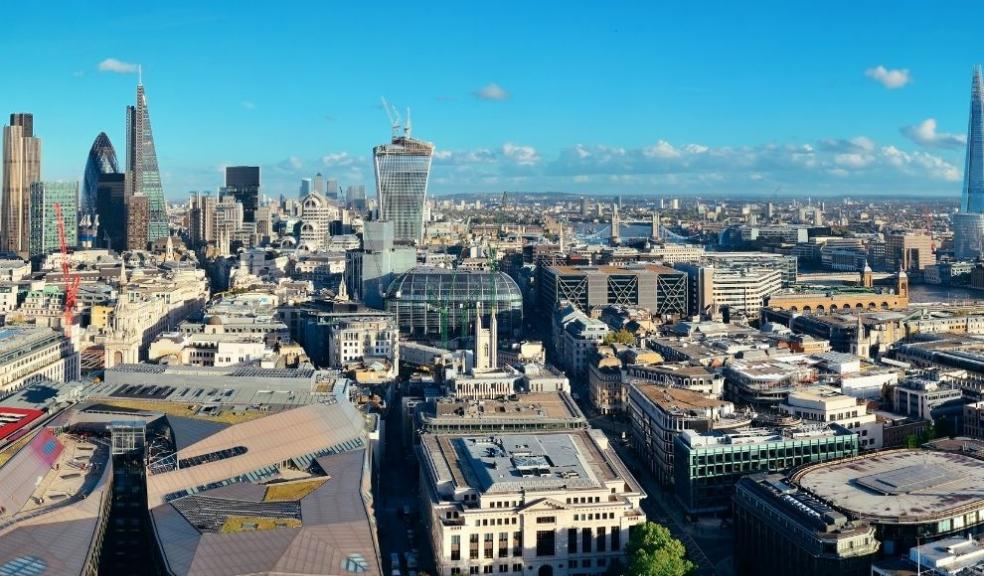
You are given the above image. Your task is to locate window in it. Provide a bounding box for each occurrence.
[535,530,555,557]
[581,528,592,553]
[499,533,509,558]
[536,516,555,524]
[568,528,578,553]
[596,527,607,552]
[611,527,621,551]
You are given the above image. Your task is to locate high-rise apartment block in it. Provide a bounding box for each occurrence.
[2,113,41,256]
[29,181,78,257]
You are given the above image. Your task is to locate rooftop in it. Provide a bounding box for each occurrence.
[547,263,679,275]
[795,450,984,524]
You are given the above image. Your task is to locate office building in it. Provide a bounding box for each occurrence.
[538,264,688,317]
[188,191,216,249]
[345,221,416,309]
[283,301,399,376]
[417,431,646,576]
[780,387,882,449]
[793,449,984,554]
[125,79,168,243]
[96,173,126,250]
[734,474,879,576]
[628,383,746,486]
[29,181,78,257]
[2,113,41,256]
[126,194,149,250]
[677,264,783,318]
[0,327,80,393]
[224,165,260,222]
[313,172,325,195]
[963,65,984,214]
[374,126,434,244]
[81,132,119,219]
[299,191,341,251]
[673,424,858,514]
[299,177,312,197]
[885,233,934,271]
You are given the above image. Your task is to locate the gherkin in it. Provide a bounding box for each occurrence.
[81,132,119,216]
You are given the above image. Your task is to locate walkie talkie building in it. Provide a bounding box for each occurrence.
[373,133,434,245]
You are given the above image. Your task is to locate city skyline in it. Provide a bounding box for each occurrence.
[6,3,984,199]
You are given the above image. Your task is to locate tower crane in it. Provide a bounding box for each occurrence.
[380,97,402,139]
[54,203,80,338]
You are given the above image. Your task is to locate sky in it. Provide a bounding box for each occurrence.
[2,1,984,200]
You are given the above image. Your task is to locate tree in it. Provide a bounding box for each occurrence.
[623,522,696,576]
[603,329,636,346]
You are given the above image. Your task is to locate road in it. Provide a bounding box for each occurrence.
[376,383,434,575]
[583,410,735,576]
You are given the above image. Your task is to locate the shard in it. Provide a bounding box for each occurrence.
[81,132,119,216]
[954,66,984,260]
[126,79,169,243]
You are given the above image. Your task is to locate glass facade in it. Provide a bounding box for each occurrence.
[384,267,523,341]
[81,132,119,217]
[126,83,169,243]
[954,213,984,260]
[374,136,434,245]
[29,181,78,257]
[964,66,984,214]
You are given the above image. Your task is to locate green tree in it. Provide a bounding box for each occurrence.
[623,522,696,576]
[603,329,636,346]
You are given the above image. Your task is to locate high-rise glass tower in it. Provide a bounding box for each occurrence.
[373,127,434,245]
[29,181,78,257]
[82,132,119,217]
[224,166,260,222]
[126,79,168,243]
[963,66,984,213]
[956,66,984,260]
[2,113,41,256]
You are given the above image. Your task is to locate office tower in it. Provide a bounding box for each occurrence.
[886,232,934,271]
[299,178,312,197]
[96,173,126,250]
[125,78,168,243]
[963,66,984,213]
[325,178,338,200]
[81,132,119,218]
[956,66,984,260]
[373,124,434,245]
[188,191,217,249]
[2,113,42,256]
[224,166,259,222]
[346,184,367,212]
[29,181,78,257]
[126,193,149,250]
[313,173,325,196]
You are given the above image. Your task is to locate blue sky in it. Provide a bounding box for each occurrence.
[2,1,983,199]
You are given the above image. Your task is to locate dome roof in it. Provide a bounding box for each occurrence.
[385,266,522,303]
[206,316,223,326]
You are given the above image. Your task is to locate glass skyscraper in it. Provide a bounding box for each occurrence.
[963,65,984,213]
[29,181,78,257]
[126,80,169,243]
[81,132,119,217]
[956,66,984,260]
[373,131,434,245]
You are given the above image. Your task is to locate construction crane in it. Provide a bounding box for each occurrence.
[54,203,80,338]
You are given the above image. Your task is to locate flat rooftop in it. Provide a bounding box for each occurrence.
[631,383,730,413]
[428,391,584,422]
[548,264,679,275]
[795,450,984,523]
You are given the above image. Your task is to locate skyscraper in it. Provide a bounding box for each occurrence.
[2,113,41,256]
[96,173,126,250]
[224,166,259,222]
[373,125,434,245]
[313,173,325,196]
[955,65,984,260]
[29,181,78,257]
[81,132,119,218]
[299,178,312,197]
[125,78,168,243]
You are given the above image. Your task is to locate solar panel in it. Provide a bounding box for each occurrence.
[856,464,958,495]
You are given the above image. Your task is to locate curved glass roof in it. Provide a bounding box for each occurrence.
[385,267,522,303]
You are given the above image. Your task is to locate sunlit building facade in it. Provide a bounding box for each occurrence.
[82,132,119,217]
[29,181,78,257]
[957,66,984,258]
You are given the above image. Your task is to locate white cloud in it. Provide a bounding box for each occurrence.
[502,143,539,165]
[473,83,510,101]
[865,65,912,89]
[321,152,354,167]
[834,153,875,168]
[98,58,139,74]
[901,118,965,148]
[643,140,681,159]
